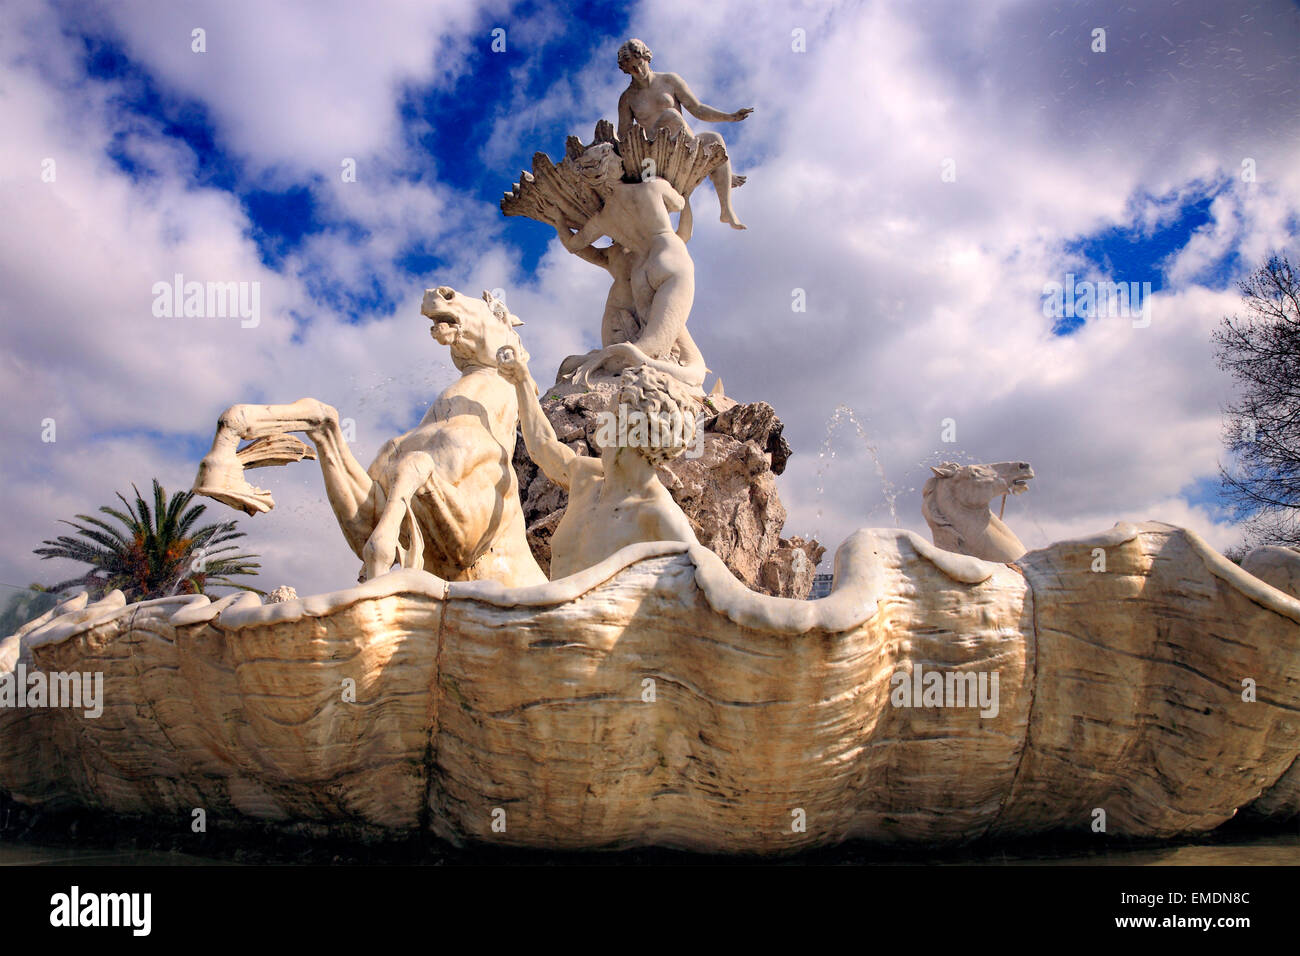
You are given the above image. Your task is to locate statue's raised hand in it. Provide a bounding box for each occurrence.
[730,107,754,122]
[496,345,529,386]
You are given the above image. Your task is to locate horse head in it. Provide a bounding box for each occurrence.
[922,461,1034,562]
[927,461,1034,511]
[421,286,528,372]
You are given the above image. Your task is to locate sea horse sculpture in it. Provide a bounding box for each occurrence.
[192,287,545,587]
[922,461,1035,562]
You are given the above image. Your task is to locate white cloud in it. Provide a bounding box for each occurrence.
[78,0,512,176]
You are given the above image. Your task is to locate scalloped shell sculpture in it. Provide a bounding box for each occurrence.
[501,120,727,232]
[2,522,1299,853]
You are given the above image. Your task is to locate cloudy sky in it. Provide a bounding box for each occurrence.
[2,0,1298,598]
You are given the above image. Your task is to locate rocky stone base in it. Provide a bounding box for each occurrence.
[512,378,823,597]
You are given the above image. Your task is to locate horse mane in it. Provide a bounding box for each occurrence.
[921,475,963,549]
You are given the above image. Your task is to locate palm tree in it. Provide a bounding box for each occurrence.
[34,479,262,601]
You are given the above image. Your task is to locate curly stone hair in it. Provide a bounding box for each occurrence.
[617,365,700,465]
[617,38,652,69]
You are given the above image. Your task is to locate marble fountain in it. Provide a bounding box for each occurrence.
[3,40,1300,855]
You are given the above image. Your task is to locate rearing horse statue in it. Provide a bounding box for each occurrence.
[192,287,546,587]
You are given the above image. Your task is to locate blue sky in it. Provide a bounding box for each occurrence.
[2,0,1298,594]
[70,6,1255,327]
[76,2,629,307]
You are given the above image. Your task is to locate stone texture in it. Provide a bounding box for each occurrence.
[1243,545,1300,599]
[3,522,1298,854]
[1236,545,1300,820]
[512,378,821,597]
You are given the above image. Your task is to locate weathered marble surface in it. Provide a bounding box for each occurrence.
[1243,545,1300,600]
[2,521,1298,853]
[1236,545,1300,820]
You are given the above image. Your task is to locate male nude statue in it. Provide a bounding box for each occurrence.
[616,38,753,230]
[551,183,706,389]
[498,351,701,579]
[552,142,699,386]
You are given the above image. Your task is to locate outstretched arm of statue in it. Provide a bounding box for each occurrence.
[497,350,576,489]
[668,73,754,124]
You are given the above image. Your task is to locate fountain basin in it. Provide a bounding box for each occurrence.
[2,521,1298,853]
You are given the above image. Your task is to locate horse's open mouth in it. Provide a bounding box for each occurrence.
[426,311,461,344]
[1009,477,1032,494]
[421,287,461,338]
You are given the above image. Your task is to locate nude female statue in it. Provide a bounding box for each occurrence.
[616,38,753,230]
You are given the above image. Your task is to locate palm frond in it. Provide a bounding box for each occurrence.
[35,479,262,600]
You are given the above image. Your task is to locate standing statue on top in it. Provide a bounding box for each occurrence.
[616,38,753,230]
